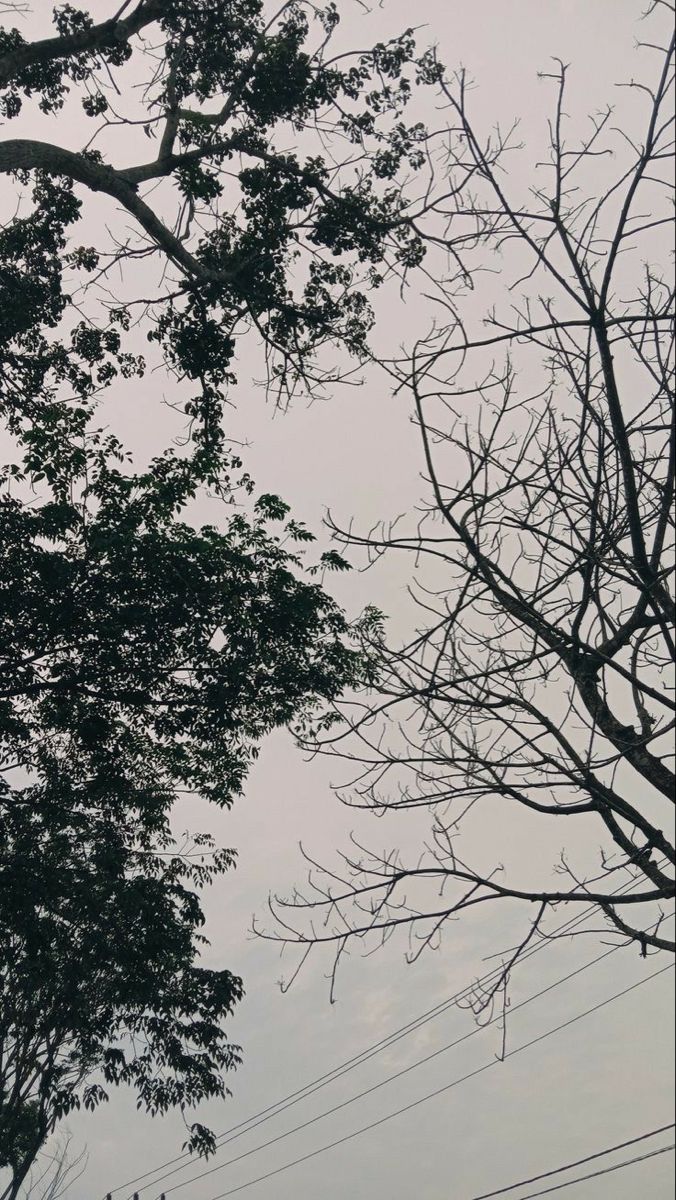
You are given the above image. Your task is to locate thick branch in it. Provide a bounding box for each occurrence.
[0,0,163,88]
[0,138,232,284]
[573,663,675,802]
[592,312,675,624]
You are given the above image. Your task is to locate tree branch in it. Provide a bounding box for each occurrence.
[0,138,233,283]
[0,0,163,88]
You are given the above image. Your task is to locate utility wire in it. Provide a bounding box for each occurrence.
[113,868,656,1198]
[465,1122,676,1199]
[183,960,674,1200]
[515,1144,675,1199]
[149,938,634,1197]
[137,883,673,1198]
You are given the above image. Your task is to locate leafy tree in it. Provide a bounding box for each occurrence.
[0,0,439,454]
[263,13,675,990]
[0,2,440,1186]
[0,431,363,1194]
[2,443,357,820]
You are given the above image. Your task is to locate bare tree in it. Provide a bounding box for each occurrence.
[2,1134,86,1200]
[262,6,675,996]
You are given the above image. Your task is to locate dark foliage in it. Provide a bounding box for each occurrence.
[0,0,439,451]
[0,0,435,1187]
[0,433,363,1188]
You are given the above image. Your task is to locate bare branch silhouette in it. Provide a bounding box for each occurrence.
[261,14,675,995]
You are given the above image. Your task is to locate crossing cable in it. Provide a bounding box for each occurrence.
[166,960,675,1199]
[464,1122,676,1198]
[514,1144,675,1199]
[147,935,658,1198]
[113,867,662,1198]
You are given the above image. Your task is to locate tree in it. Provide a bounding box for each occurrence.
[0,430,366,1195]
[10,1134,86,1200]
[0,1,440,1186]
[264,9,675,992]
[0,0,437,453]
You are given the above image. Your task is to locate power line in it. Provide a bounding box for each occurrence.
[113,869,656,1198]
[516,1144,675,1199]
[149,939,631,1197]
[465,1122,676,1199]
[189,961,674,1200]
[139,892,674,1199]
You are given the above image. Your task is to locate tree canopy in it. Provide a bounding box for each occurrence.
[0,432,367,1187]
[0,1,439,1189]
[0,0,438,448]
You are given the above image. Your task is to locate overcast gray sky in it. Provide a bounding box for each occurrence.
[2,2,674,1198]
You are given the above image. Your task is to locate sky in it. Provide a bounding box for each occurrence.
[1,2,674,1199]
